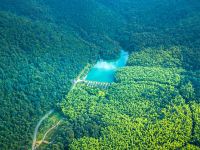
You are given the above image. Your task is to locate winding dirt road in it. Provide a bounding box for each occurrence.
[32,109,54,150]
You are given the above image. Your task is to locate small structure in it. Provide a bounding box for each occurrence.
[83,80,111,89]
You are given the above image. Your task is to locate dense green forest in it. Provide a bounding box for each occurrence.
[0,0,200,149]
[59,46,200,149]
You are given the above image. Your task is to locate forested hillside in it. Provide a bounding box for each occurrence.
[0,1,120,148]
[0,11,102,149]
[0,0,200,149]
[60,46,200,149]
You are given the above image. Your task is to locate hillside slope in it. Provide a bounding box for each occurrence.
[0,9,119,149]
[0,0,200,149]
